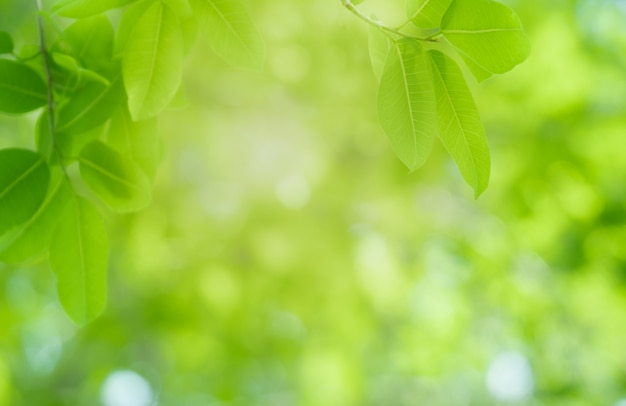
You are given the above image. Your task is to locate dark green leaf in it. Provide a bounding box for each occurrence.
[377,38,437,170]
[0,149,50,236]
[0,59,47,114]
[49,195,108,324]
[79,140,152,212]
[0,31,14,54]
[0,169,72,263]
[56,77,126,136]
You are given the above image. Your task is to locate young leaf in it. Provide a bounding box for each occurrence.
[0,31,14,54]
[56,77,125,136]
[0,60,47,114]
[368,25,390,82]
[190,0,265,69]
[79,140,152,213]
[0,149,50,236]
[106,107,161,179]
[377,38,437,170]
[406,0,452,29]
[123,1,183,120]
[0,169,72,263]
[53,0,136,18]
[441,0,530,82]
[49,195,108,324]
[428,50,490,197]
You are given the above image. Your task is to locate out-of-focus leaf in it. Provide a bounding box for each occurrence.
[368,25,390,82]
[106,107,161,179]
[56,77,125,136]
[442,0,530,81]
[49,195,108,324]
[114,0,152,58]
[53,0,136,18]
[428,50,489,197]
[57,16,114,72]
[0,31,13,54]
[0,59,47,114]
[79,140,152,212]
[191,0,265,69]
[0,169,72,263]
[406,0,452,29]
[123,1,183,120]
[0,149,50,236]
[377,38,436,170]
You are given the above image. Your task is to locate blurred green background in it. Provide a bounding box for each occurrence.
[2,0,626,404]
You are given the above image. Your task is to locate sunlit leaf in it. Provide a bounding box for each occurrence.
[49,195,108,324]
[164,0,193,20]
[0,31,13,54]
[191,0,265,69]
[79,141,152,212]
[406,0,452,29]
[0,59,47,114]
[0,169,72,263]
[428,50,489,197]
[377,38,436,170]
[53,0,136,18]
[114,0,153,58]
[368,25,390,82]
[442,0,530,81]
[123,1,183,120]
[0,149,50,236]
[106,107,161,179]
[56,77,125,136]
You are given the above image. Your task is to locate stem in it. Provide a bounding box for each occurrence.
[35,0,67,173]
[341,0,437,42]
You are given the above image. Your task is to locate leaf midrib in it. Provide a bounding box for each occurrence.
[0,159,43,201]
[80,157,139,190]
[205,0,255,55]
[396,44,419,167]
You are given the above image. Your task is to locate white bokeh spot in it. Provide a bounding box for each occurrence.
[101,370,154,406]
[486,351,534,402]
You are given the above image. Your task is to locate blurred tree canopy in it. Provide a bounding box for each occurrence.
[2,0,626,405]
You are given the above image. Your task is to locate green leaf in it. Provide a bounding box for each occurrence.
[56,77,126,136]
[428,50,490,197]
[442,0,530,82]
[0,149,50,236]
[0,59,47,114]
[79,140,152,213]
[191,0,265,69]
[368,25,391,82]
[164,0,193,20]
[406,0,452,29]
[377,38,437,170]
[114,0,153,58]
[53,0,136,18]
[0,169,72,263]
[49,195,108,324]
[105,107,161,179]
[123,1,183,120]
[57,16,114,72]
[0,31,13,54]
[52,53,111,86]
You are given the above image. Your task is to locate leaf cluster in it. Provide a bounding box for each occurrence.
[0,0,264,323]
[362,0,530,197]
